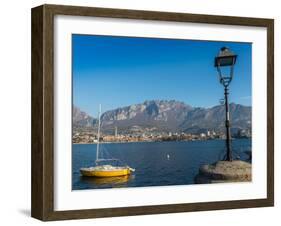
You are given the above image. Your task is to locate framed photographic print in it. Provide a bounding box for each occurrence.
[31,4,274,221]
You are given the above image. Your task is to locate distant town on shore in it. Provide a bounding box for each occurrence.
[73,128,251,144]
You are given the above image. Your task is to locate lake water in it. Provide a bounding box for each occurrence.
[72,139,251,190]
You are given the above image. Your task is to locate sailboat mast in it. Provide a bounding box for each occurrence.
[96,104,101,162]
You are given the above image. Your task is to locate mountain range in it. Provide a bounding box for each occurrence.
[73,100,251,134]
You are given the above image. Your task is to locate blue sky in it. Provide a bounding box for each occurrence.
[72,34,252,117]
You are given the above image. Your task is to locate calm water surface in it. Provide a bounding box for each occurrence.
[72,139,251,190]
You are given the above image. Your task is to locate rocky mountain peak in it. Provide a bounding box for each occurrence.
[73,100,251,134]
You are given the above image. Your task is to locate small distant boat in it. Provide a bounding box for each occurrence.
[80,104,135,177]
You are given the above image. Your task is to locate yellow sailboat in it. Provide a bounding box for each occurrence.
[80,165,133,177]
[80,104,135,177]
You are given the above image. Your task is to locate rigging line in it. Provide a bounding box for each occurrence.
[96,104,102,161]
[105,145,128,166]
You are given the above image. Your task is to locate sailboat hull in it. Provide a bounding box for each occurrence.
[80,166,132,177]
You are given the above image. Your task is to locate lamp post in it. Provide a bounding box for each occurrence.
[215,47,237,161]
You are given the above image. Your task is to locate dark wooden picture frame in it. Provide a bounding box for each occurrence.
[31,4,274,221]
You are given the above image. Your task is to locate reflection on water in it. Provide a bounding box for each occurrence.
[72,139,251,190]
[79,175,134,188]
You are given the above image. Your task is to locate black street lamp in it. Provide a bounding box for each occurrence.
[215,47,237,161]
